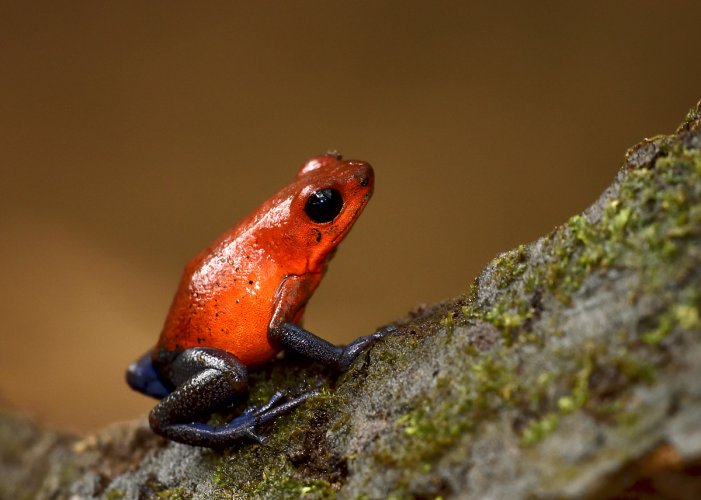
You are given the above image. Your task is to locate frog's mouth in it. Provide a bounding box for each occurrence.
[330,201,369,245]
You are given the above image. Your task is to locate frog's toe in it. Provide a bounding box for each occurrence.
[222,389,317,444]
[372,324,397,339]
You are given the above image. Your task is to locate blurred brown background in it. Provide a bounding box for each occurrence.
[2,2,700,433]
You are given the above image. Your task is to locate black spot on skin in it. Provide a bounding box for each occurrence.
[249,280,253,285]
[359,176,369,187]
[312,228,322,242]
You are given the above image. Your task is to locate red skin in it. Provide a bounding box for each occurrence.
[155,155,374,366]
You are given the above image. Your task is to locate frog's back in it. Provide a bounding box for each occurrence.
[155,231,283,366]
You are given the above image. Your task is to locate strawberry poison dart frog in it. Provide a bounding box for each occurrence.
[126,153,388,448]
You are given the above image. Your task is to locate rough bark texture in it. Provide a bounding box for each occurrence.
[3,101,701,499]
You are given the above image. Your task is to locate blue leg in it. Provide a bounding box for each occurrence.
[126,351,171,399]
[163,389,319,447]
[147,347,317,448]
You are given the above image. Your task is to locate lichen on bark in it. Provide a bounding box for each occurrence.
[2,100,701,499]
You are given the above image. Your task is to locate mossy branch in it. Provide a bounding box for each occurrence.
[3,100,701,499]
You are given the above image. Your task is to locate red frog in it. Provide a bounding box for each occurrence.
[127,152,389,448]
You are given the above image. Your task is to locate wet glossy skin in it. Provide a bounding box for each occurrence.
[157,154,373,366]
[127,153,388,448]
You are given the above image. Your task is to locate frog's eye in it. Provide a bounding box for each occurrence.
[304,188,343,223]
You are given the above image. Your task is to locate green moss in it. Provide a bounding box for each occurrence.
[469,143,701,336]
[567,347,593,411]
[439,312,455,338]
[211,434,337,498]
[675,304,700,329]
[156,487,188,499]
[521,414,559,446]
[491,245,529,289]
[683,106,698,124]
[614,355,657,385]
[437,135,701,458]
[372,351,534,478]
[642,312,675,345]
[104,489,126,500]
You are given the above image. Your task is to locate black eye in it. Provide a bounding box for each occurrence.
[304,188,343,223]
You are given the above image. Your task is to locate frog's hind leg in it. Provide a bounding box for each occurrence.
[166,389,319,447]
[126,351,171,399]
[148,347,316,448]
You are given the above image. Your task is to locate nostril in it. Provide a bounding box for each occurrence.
[359,176,369,187]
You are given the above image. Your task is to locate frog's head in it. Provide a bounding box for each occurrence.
[291,152,374,271]
[249,152,375,274]
[249,152,374,273]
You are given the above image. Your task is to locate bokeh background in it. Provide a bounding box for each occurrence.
[2,2,701,433]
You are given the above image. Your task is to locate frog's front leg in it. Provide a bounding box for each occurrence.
[268,275,392,371]
[146,347,315,448]
[270,323,391,371]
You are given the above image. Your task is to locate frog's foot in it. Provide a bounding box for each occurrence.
[126,351,171,400]
[240,390,286,417]
[171,389,319,447]
[337,324,397,371]
[223,389,319,444]
[271,323,396,372]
